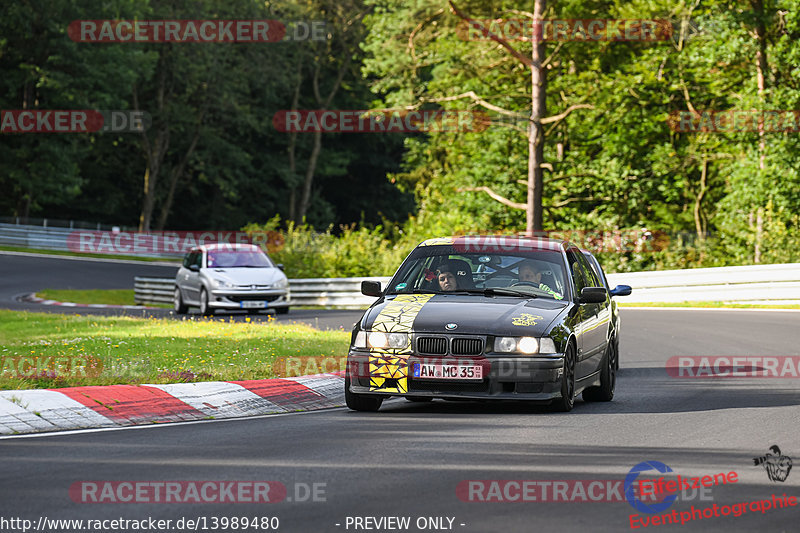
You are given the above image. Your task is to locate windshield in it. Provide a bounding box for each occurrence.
[387,245,568,300]
[207,250,273,268]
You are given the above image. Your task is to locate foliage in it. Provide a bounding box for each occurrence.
[3,0,800,271]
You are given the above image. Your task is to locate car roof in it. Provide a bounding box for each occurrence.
[192,243,262,252]
[417,235,568,252]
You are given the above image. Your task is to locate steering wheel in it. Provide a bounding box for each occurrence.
[511,281,538,287]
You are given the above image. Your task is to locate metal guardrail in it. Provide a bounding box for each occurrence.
[0,222,179,258]
[134,277,177,305]
[607,263,800,304]
[288,277,391,308]
[134,277,392,308]
[135,264,800,308]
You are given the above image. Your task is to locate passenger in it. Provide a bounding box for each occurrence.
[436,264,458,291]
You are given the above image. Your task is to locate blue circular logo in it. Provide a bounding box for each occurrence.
[624,461,677,514]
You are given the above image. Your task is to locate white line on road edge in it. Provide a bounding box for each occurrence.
[0,406,350,440]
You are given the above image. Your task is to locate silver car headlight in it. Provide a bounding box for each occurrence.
[211,278,236,289]
[274,277,288,289]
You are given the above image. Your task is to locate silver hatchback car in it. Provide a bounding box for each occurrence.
[174,243,290,315]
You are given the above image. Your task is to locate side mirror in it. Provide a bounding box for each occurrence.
[579,287,607,304]
[610,284,632,297]
[276,264,285,271]
[188,264,200,272]
[361,280,382,297]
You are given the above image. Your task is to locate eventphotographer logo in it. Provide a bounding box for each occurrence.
[753,445,792,482]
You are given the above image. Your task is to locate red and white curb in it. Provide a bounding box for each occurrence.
[20,292,155,310]
[0,373,345,435]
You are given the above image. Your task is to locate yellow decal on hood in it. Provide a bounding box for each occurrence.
[512,313,545,326]
[369,293,434,393]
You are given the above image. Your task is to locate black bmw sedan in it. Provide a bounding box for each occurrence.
[344,236,629,412]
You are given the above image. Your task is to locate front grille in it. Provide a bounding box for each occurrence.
[452,338,484,355]
[226,295,281,303]
[417,336,447,355]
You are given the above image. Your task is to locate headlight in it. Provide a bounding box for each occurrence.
[367,331,388,348]
[274,277,288,289]
[517,337,539,354]
[212,278,236,289]
[365,331,409,350]
[539,337,557,354]
[495,336,545,354]
[387,332,409,349]
[495,337,517,353]
[353,331,367,349]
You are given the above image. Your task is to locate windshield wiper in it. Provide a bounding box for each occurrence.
[453,288,538,298]
[387,288,443,295]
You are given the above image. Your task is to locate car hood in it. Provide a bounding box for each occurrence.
[362,293,569,337]
[203,267,285,286]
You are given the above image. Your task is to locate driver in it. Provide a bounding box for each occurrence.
[518,260,563,300]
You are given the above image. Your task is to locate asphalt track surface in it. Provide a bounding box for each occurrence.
[1,252,799,532]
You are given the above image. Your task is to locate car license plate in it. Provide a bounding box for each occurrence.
[240,301,267,309]
[412,362,483,380]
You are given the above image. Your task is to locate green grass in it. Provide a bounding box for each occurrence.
[36,289,172,309]
[37,289,138,306]
[0,245,180,263]
[0,310,349,389]
[618,301,800,309]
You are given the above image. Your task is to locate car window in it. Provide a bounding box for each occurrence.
[583,253,609,289]
[577,253,601,288]
[193,252,203,268]
[387,245,567,300]
[567,250,589,295]
[207,249,272,268]
[182,252,193,268]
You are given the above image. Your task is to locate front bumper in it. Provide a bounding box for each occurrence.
[208,289,290,310]
[346,351,565,401]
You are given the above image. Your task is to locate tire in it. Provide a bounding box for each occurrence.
[344,373,383,412]
[275,306,289,315]
[405,396,433,403]
[551,343,576,412]
[173,288,188,314]
[583,339,616,402]
[199,287,215,316]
